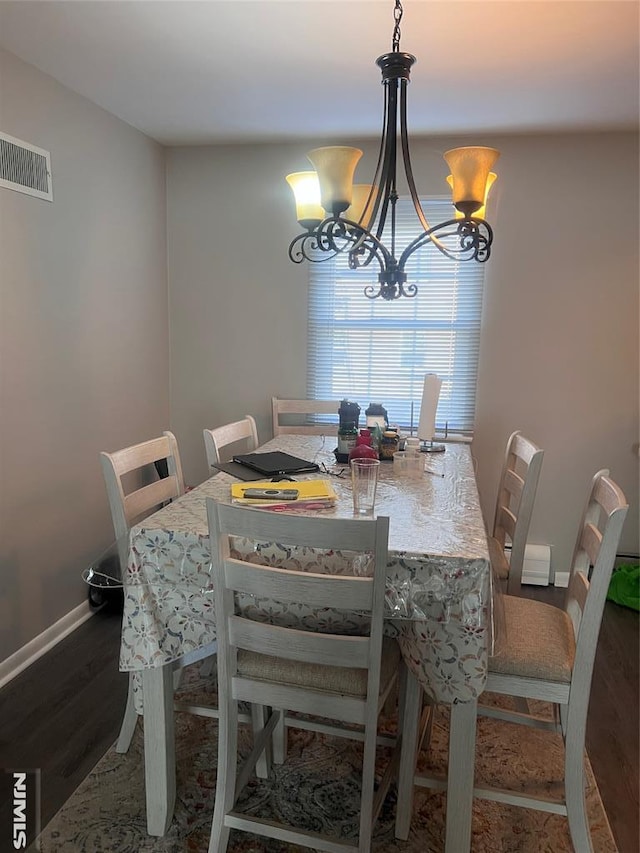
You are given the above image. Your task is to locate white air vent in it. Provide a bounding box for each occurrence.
[0,132,52,201]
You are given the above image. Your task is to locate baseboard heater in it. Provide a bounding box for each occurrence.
[505,543,552,586]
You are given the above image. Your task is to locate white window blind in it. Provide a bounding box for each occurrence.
[307,198,486,434]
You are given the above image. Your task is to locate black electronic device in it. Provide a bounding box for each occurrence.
[232,451,320,477]
[243,488,299,501]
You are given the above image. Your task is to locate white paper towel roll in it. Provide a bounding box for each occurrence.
[418,373,442,441]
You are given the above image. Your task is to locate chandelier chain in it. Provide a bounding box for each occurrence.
[392,0,403,52]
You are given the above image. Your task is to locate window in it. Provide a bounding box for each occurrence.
[307,198,487,435]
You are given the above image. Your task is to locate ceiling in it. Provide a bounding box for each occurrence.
[0,0,638,146]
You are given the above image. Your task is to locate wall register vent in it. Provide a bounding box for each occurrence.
[0,132,52,201]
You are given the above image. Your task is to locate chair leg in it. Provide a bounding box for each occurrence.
[200,655,216,678]
[251,703,272,779]
[445,699,477,852]
[358,714,378,852]
[208,701,237,853]
[558,701,568,736]
[422,696,435,750]
[172,667,183,691]
[142,666,176,836]
[395,667,422,841]
[564,716,594,853]
[272,707,287,764]
[115,672,139,753]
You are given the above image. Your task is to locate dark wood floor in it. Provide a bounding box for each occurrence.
[0,588,637,852]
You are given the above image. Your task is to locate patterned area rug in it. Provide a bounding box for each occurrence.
[34,666,616,852]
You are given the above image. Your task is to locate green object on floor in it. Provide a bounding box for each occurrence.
[606,564,640,611]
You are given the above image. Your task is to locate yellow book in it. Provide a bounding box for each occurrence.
[231,479,337,506]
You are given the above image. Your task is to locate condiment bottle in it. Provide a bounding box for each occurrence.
[380,430,400,460]
[365,403,388,431]
[338,399,361,429]
[348,429,379,462]
[337,421,359,456]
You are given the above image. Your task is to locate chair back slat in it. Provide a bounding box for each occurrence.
[592,473,625,516]
[232,678,368,726]
[216,500,383,553]
[579,521,604,567]
[124,477,182,524]
[107,435,174,475]
[497,506,517,543]
[272,397,340,436]
[275,425,337,436]
[224,558,374,611]
[229,616,371,669]
[566,570,589,637]
[502,467,524,504]
[510,432,542,465]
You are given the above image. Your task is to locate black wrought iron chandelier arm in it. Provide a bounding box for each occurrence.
[397,76,468,262]
[288,219,357,265]
[288,230,336,265]
[342,219,394,271]
[349,86,390,255]
[288,215,395,273]
[398,216,494,268]
[399,79,429,233]
[377,80,399,248]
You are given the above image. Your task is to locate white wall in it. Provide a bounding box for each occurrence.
[167,132,639,577]
[0,49,170,660]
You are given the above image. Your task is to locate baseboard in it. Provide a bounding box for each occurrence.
[0,600,93,690]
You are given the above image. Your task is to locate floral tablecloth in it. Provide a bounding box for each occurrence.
[121,435,495,705]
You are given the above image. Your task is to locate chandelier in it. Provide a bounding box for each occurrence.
[286,0,500,301]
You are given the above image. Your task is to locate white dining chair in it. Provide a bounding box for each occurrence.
[100,431,217,752]
[203,415,258,471]
[271,396,341,436]
[397,469,628,852]
[206,500,405,853]
[488,430,544,595]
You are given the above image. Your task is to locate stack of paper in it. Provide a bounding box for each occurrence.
[231,479,337,511]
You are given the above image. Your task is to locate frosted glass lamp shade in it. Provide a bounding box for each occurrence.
[307,146,363,217]
[286,171,325,230]
[447,172,497,220]
[444,147,500,217]
[417,373,442,442]
[344,184,376,229]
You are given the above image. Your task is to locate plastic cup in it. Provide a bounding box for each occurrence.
[393,451,409,476]
[351,458,380,516]
[393,450,423,478]
[406,450,424,478]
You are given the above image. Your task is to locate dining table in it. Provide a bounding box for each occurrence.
[119,432,496,850]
